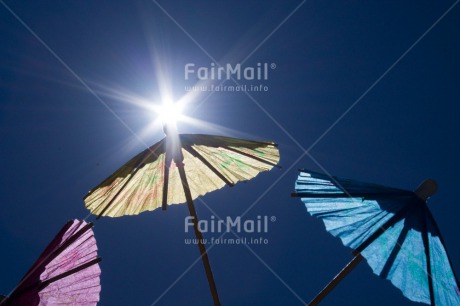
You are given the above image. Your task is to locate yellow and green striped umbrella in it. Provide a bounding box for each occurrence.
[84,134,280,217]
[84,131,280,306]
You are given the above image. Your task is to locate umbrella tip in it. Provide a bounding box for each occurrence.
[162,123,169,135]
[414,179,438,201]
[162,121,179,136]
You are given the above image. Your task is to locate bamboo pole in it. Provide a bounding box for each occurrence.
[308,253,363,306]
[177,164,221,306]
[164,121,221,306]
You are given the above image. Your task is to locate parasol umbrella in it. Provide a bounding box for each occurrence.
[84,121,280,305]
[292,170,460,305]
[1,219,102,306]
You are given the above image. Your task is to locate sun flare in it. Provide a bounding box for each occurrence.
[156,99,184,125]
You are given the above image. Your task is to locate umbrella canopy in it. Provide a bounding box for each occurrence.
[83,132,279,306]
[2,219,102,306]
[293,170,460,305]
[84,134,280,217]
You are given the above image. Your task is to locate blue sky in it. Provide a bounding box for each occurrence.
[1,1,459,305]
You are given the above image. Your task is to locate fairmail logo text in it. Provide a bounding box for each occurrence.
[184,63,274,80]
[185,215,274,233]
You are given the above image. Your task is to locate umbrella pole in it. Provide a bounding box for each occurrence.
[308,253,363,306]
[177,165,221,306]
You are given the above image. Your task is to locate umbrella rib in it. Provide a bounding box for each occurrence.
[27,222,94,275]
[83,140,164,201]
[162,152,172,210]
[354,204,413,255]
[379,221,411,279]
[183,145,234,187]
[22,220,74,270]
[6,221,95,300]
[38,257,102,290]
[224,146,280,168]
[291,192,413,198]
[12,257,101,297]
[424,208,460,292]
[51,222,94,258]
[91,140,165,217]
[421,210,436,305]
[95,160,144,218]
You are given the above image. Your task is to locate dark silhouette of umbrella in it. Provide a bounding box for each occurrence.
[1,219,102,306]
[292,170,460,305]
[84,123,280,306]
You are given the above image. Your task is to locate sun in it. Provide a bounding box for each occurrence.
[156,99,184,125]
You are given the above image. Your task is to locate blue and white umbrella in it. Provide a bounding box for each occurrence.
[293,170,460,305]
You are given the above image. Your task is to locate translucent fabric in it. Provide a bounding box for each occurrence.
[295,170,460,305]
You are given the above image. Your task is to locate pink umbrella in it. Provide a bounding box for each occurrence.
[1,219,102,306]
